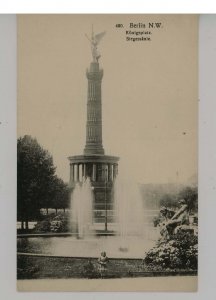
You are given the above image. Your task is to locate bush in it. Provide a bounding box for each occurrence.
[33,219,51,232]
[50,213,70,232]
[33,212,70,233]
[144,230,198,270]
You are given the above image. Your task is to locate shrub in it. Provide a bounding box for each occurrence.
[144,230,198,270]
[33,219,51,232]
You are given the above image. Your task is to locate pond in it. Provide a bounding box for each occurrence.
[17,228,159,259]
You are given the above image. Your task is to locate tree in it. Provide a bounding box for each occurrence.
[159,193,179,209]
[50,176,70,214]
[17,135,56,229]
[178,186,198,213]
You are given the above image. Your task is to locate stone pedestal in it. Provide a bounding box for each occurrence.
[68,154,119,223]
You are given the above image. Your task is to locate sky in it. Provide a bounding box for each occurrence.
[18,14,198,184]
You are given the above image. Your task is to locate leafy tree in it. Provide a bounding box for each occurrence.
[159,186,198,213]
[50,176,70,214]
[160,194,178,209]
[17,135,56,229]
[178,186,198,213]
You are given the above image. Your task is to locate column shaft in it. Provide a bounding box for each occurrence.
[77,164,80,182]
[92,164,96,181]
[82,164,84,180]
[71,164,74,182]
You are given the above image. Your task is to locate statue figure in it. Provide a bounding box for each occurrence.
[98,251,109,278]
[160,199,190,238]
[85,27,106,62]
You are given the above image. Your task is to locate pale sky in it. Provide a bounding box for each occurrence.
[18,15,198,184]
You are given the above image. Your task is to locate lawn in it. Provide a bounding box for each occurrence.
[17,254,197,279]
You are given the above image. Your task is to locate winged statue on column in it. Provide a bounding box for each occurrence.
[85,27,106,62]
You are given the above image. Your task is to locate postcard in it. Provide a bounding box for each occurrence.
[17,14,198,291]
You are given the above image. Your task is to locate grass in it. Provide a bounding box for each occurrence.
[17,254,197,279]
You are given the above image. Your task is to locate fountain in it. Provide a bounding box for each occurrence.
[114,176,146,252]
[70,177,93,238]
[18,175,159,259]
